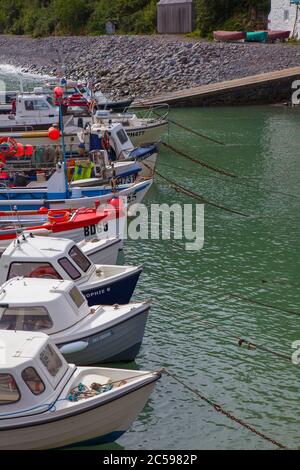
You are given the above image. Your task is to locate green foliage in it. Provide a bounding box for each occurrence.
[0,0,271,37]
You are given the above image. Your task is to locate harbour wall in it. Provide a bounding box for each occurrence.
[136,67,300,107]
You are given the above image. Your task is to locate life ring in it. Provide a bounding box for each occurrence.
[29,266,61,280]
[103,131,110,150]
[48,210,71,224]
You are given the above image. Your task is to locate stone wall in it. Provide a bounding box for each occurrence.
[154,75,300,107]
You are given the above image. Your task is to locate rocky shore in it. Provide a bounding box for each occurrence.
[0,35,300,99]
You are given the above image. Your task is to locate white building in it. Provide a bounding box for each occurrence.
[269,0,300,38]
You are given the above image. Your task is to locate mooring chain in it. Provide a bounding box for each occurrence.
[162,142,236,178]
[162,369,288,450]
[155,170,250,217]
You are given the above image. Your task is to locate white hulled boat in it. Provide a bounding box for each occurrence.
[0,277,150,364]
[0,330,160,449]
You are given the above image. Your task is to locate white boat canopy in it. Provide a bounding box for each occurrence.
[0,277,94,335]
[0,330,73,414]
[0,234,95,287]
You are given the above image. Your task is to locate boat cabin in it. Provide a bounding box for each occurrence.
[89,121,134,161]
[0,330,73,414]
[0,277,92,334]
[0,235,97,287]
[0,92,59,131]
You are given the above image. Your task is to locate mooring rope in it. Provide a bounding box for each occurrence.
[167,118,226,146]
[161,142,236,178]
[227,293,300,318]
[134,99,226,146]
[158,160,300,200]
[156,170,250,217]
[158,305,292,363]
[161,369,288,449]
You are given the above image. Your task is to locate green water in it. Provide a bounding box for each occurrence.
[119,105,300,450]
[2,68,300,450]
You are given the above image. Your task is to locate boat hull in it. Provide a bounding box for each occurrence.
[267,30,290,41]
[98,99,133,113]
[83,238,122,265]
[213,31,246,41]
[0,179,153,212]
[82,268,143,306]
[58,305,149,365]
[0,215,126,253]
[127,121,168,146]
[0,381,157,450]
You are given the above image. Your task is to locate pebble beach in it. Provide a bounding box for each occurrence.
[0,35,300,98]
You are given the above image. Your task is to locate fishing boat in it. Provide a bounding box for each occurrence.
[0,163,153,212]
[0,234,143,306]
[213,31,246,42]
[0,201,126,252]
[56,80,133,113]
[0,277,150,364]
[0,330,160,449]
[86,121,159,178]
[89,107,169,147]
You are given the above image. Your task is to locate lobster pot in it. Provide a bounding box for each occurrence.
[157,0,195,34]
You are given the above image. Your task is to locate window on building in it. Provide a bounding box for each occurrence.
[22,367,45,396]
[0,306,53,331]
[58,257,81,280]
[0,374,20,404]
[40,344,63,377]
[7,262,62,281]
[69,246,91,273]
[284,10,289,21]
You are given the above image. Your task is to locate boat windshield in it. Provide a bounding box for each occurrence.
[65,88,78,95]
[69,246,91,273]
[7,262,62,281]
[69,286,86,309]
[0,374,20,405]
[117,129,129,145]
[40,344,63,378]
[47,96,55,108]
[0,306,53,331]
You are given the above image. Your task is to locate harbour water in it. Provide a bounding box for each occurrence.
[1,68,300,450]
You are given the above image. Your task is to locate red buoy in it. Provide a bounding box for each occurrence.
[54,87,63,98]
[25,145,34,156]
[15,143,25,158]
[48,127,61,141]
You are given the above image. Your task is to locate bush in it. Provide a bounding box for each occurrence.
[0,0,271,37]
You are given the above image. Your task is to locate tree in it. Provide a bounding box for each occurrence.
[53,0,92,33]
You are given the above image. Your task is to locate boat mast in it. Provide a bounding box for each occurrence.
[55,87,69,198]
